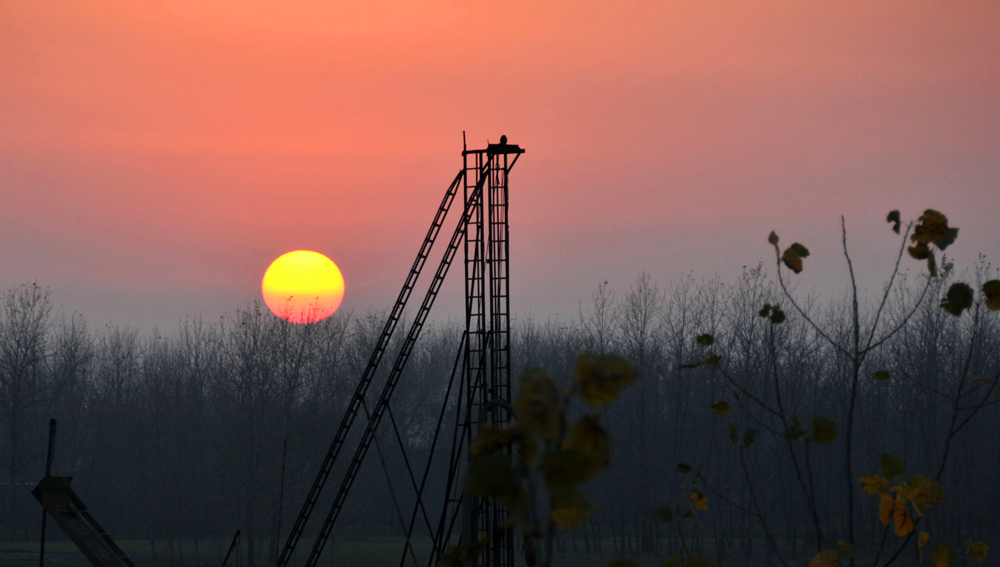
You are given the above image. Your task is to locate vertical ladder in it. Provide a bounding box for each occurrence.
[461,148,489,552]
[486,150,513,567]
[457,140,522,567]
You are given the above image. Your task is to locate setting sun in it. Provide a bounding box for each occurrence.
[261,250,345,324]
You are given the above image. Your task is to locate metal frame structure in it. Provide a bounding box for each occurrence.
[275,136,524,567]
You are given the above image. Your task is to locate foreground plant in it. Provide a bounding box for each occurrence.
[440,354,637,567]
[681,209,996,567]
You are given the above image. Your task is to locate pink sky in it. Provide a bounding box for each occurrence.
[2,1,998,329]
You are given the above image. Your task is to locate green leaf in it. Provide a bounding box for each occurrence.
[768,231,779,245]
[790,242,810,258]
[463,452,517,502]
[515,369,562,440]
[651,504,672,523]
[769,306,786,325]
[542,448,601,491]
[784,417,806,441]
[743,428,759,448]
[872,370,891,381]
[576,354,639,408]
[676,463,692,473]
[811,416,838,445]
[711,401,731,416]
[879,452,905,481]
[551,488,594,529]
[571,414,610,468]
[887,210,901,234]
[695,333,715,347]
[940,282,974,317]
[982,280,1000,311]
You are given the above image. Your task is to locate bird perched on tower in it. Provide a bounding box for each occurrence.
[500,135,507,146]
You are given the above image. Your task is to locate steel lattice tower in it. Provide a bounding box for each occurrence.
[271,136,524,567]
[460,138,521,567]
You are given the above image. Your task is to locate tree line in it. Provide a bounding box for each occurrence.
[2,254,998,565]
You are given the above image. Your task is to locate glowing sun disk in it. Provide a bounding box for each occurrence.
[262,250,345,324]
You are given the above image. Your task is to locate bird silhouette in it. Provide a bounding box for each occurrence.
[500,135,507,145]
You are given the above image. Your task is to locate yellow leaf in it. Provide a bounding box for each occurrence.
[905,475,946,517]
[918,531,930,549]
[909,243,931,260]
[809,549,839,567]
[931,544,950,567]
[967,540,989,564]
[983,280,1000,311]
[861,475,888,495]
[878,493,894,525]
[690,490,708,511]
[911,209,958,250]
[782,246,804,273]
[892,496,914,536]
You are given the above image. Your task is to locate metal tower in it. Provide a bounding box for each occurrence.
[273,136,524,567]
[459,139,520,566]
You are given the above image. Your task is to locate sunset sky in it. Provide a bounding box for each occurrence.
[2,1,998,329]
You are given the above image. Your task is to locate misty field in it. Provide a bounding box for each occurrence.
[2,225,998,567]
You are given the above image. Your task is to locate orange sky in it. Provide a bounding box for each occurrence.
[2,1,999,328]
